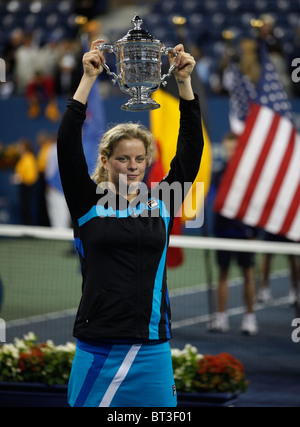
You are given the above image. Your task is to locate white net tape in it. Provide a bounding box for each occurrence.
[1,225,300,255]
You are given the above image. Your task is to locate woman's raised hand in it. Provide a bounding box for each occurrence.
[82,39,106,79]
[169,44,196,82]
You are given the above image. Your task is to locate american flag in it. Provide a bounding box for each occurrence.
[225,61,257,135]
[215,43,300,241]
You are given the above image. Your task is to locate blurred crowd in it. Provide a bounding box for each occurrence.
[0,18,113,120]
[2,28,81,103]
[192,13,299,97]
[1,10,299,107]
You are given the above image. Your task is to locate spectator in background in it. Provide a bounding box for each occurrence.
[75,0,98,21]
[2,28,25,96]
[208,132,258,335]
[54,53,79,96]
[258,232,299,305]
[81,19,106,44]
[44,136,71,228]
[258,14,283,56]
[26,70,55,118]
[36,131,52,226]
[25,70,61,122]
[215,37,261,94]
[35,34,62,79]
[13,138,39,225]
[257,13,292,96]
[238,38,261,85]
[14,32,39,94]
[79,19,113,97]
[190,44,212,92]
[56,38,83,94]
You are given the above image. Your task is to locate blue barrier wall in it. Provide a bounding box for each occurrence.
[0,95,151,144]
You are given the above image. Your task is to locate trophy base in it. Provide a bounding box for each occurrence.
[121,98,160,112]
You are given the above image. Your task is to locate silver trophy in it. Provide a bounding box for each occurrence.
[98,15,177,111]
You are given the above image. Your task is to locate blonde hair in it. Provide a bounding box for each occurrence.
[91,122,155,184]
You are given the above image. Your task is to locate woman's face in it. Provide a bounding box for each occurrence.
[101,138,147,197]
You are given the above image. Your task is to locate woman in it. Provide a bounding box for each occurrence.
[57,39,204,407]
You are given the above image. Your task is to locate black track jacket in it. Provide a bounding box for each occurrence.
[57,95,204,342]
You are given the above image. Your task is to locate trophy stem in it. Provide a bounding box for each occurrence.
[121,87,161,112]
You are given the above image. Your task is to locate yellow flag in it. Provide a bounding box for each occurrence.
[150,89,212,222]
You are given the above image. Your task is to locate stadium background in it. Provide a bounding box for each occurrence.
[0,0,300,407]
[1,0,300,226]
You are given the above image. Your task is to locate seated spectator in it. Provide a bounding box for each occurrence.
[26,70,60,122]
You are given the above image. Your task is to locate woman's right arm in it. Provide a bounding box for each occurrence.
[73,38,106,104]
[57,39,106,220]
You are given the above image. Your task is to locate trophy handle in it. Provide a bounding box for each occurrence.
[97,43,119,84]
[160,47,178,86]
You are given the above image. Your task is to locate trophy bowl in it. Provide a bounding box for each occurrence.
[98,15,177,111]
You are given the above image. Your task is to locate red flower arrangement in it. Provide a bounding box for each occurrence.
[171,345,248,394]
[195,353,249,393]
[18,344,47,382]
[0,333,76,385]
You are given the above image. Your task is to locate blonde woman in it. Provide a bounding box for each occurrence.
[57,38,204,407]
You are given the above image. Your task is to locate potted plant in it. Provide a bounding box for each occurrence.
[0,333,74,407]
[171,344,248,406]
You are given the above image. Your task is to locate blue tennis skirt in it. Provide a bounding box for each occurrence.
[68,339,177,407]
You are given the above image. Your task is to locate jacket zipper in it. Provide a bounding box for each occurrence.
[136,213,141,337]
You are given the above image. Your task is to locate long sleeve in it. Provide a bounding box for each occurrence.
[57,99,97,220]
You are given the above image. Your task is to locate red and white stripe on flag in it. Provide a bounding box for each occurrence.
[214,103,300,242]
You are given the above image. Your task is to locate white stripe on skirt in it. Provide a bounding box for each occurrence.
[99,344,142,407]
